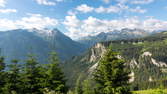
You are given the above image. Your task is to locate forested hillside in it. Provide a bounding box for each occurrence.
[64,31,167,90]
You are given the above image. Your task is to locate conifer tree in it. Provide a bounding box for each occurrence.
[22,55,45,94]
[46,52,67,93]
[0,57,6,92]
[93,47,131,94]
[3,59,21,94]
[82,79,95,94]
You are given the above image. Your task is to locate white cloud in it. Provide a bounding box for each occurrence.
[0,13,58,30]
[0,0,6,7]
[76,4,94,13]
[63,15,81,27]
[67,10,77,15]
[0,19,16,30]
[36,0,56,5]
[0,9,17,13]
[73,4,147,14]
[130,6,147,13]
[63,15,167,39]
[131,0,154,4]
[35,0,68,5]
[116,0,154,4]
[95,5,122,13]
[95,6,106,13]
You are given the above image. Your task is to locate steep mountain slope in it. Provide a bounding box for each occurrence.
[0,29,50,63]
[0,29,86,63]
[33,28,86,60]
[77,28,151,47]
[64,31,167,89]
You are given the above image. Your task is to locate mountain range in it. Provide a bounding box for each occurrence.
[0,28,86,63]
[0,28,153,63]
[77,28,152,47]
[1,27,167,90]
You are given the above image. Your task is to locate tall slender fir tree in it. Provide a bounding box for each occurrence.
[93,46,131,94]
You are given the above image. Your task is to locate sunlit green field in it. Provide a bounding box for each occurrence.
[133,89,167,94]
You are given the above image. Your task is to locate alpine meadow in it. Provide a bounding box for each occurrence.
[0,0,167,94]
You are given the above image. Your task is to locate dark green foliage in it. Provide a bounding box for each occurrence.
[46,52,68,93]
[21,55,46,94]
[82,79,95,94]
[0,57,6,92]
[0,57,5,71]
[0,52,68,94]
[3,59,21,94]
[93,47,131,94]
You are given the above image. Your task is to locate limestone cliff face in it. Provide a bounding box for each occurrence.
[89,43,107,62]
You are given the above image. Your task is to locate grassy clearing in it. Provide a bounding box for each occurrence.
[133,89,167,94]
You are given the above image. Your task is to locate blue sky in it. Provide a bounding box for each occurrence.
[0,0,167,39]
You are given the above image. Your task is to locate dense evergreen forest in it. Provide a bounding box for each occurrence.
[0,52,67,94]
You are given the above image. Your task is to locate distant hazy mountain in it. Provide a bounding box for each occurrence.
[0,29,86,63]
[77,28,151,47]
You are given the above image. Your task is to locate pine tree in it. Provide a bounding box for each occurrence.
[82,79,95,94]
[22,55,45,94]
[93,47,131,94]
[46,52,67,93]
[0,56,6,92]
[3,59,21,94]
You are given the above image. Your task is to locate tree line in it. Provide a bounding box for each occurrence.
[0,47,131,94]
[0,52,67,94]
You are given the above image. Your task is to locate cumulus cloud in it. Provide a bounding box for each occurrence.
[0,19,16,30]
[116,0,154,4]
[63,15,81,27]
[130,6,147,13]
[0,9,17,13]
[76,4,94,13]
[35,0,66,5]
[63,15,167,39]
[72,4,147,14]
[0,13,58,30]
[0,0,6,7]
[35,0,56,5]
[131,0,154,4]
[95,5,122,13]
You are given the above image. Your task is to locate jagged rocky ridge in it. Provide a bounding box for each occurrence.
[77,28,151,47]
